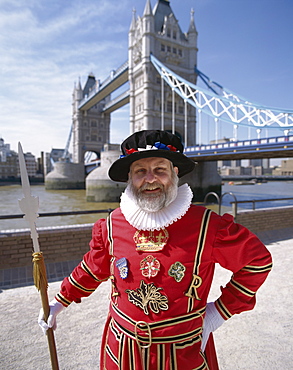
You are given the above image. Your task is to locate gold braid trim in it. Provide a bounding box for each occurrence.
[32,252,48,291]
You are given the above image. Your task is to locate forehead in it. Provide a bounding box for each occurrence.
[130,157,172,169]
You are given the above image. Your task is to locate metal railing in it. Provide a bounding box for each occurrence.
[203,192,293,217]
[1,196,293,221]
[0,209,114,220]
[230,197,293,215]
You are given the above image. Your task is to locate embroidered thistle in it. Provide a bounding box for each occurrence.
[168,261,186,282]
[126,280,169,315]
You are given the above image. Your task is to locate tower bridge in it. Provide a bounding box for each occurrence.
[45,0,293,201]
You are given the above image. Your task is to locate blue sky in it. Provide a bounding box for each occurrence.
[0,0,292,158]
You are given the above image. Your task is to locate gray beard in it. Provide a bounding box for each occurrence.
[127,172,179,213]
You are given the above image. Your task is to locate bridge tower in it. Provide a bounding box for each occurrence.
[72,75,110,164]
[129,0,197,146]
[128,0,221,200]
[45,74,111,190]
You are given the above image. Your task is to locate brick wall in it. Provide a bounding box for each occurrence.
[1,206,293,271]
[0,224,92,269]
[235,206,293,234]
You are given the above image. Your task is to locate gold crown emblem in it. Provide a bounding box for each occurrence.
[133,229,169,252]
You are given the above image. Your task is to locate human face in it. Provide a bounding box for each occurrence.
[128,157,179,212]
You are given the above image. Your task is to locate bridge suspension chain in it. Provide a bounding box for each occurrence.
[150,54,293,132]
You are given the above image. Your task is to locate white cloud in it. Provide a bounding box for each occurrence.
[0,0,292,158]
[0,0,133,156]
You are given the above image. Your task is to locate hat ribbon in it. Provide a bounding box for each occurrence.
[120,142,178,158]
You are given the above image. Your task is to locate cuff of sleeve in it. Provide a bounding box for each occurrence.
[55,292,73,307]
[214,298,233,320]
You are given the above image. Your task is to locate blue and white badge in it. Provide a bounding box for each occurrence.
[116,257,128,279]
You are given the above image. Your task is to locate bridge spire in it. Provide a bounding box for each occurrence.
[143,0,153,16]
[188,8,197,34]
[129,8,136,31]
[77,76,82,91]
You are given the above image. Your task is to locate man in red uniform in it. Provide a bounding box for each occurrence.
[39,130,272,369]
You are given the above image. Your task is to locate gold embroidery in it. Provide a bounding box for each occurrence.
[168,261,186,282]
[185,274,202,300]
[126,280,169,315]
[134,229,169,252]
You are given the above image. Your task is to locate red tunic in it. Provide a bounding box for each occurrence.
[56,205,272,370]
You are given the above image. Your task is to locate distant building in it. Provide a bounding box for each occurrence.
[218,159,241,168]
[249,158,270,169]
[0,137,9,162]
[23,152,37,177]
[0,152,18,179]
[220,165,272,177]
[0,137,18,179]
[0,137,40,180]
[37,152,45,176]
[272,159,293,176]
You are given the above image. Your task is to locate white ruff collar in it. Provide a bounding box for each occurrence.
[120,184,193,231]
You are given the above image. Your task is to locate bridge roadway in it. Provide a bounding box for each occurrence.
[185,134,293,161]
[78,61,129,111]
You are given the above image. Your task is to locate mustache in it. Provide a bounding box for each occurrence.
[138,182,164,192]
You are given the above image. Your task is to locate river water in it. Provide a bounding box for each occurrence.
[1,181,293,231]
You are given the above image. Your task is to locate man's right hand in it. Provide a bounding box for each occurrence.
[38,298,64,334]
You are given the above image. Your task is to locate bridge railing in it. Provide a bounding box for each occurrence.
[103,89,130,112]
[79,60,129,107]
[185,134,293,154]
[99,60,128,88]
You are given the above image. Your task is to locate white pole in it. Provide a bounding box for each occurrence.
[161,76,164,130]
[172,89,175,134]
[184,100,188,146]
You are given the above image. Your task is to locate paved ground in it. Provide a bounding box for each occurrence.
[0,237,292,370]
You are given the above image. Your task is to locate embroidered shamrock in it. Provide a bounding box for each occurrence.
[168,261,186,282]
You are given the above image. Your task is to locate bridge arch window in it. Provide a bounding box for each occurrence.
[167,28,171,38]
[167,45,171,52]
[173,30,177,40]
[167,101,172,112]
[161,44,165,52]
[166,101,178,113]
[178,49,182,57]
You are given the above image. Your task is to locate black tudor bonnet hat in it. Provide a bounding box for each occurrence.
[108,130,195,182]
